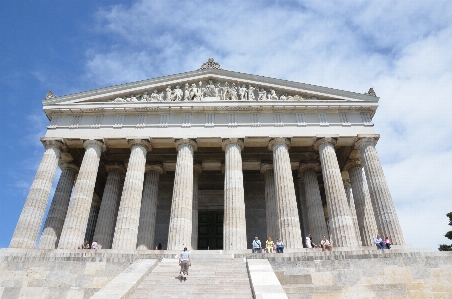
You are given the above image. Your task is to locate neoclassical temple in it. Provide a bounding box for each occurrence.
[9,59,404,251]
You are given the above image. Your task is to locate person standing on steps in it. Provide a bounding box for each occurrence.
[179,247,191,281]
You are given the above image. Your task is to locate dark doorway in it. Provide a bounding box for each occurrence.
[198,211,223,249]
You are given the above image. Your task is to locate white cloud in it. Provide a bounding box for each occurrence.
[78,0,452,250]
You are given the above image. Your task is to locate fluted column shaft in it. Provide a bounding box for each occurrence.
[38,163,78,249]
[58,140,104,249]
[223,138,247,250]
[357,138,405,245]
[92,164,125,249]
[137,165,164,250]
[191,165,202,250]
[10,140,64,248]
[297,177,310,240]
[112,139,151,250]
[342,173,362,246]
[261,164,280,240]
[315,138,358,247]
[84,202,100,243]
[167,139,196,250]
[348,164,378,246]
[302,167,329,243]
[270,138,303,249]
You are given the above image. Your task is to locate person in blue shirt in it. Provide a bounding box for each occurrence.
[252,237,262,253]
[374,234,385,250]
[179,247,191,281]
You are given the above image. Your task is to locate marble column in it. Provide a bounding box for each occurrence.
[10,139,65,248]
[341,171,362,246]
[314,138,358,247]
[345,161,378,246]
[297,176,310,240]
[299,163,329,243]
[58,140,105,249]
[137,164,164,250]
[38,162,79,249]
[269,138,303,249]
[356,137,405,245]
[191,164,202,250]
[92,163,125,249]
[112,139,151,250]
[84,199,100,244]
[223,138,247,250]
[167,139,197,250]
[261,163,280,240]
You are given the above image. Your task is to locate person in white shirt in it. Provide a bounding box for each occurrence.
[374,234,384,250]
[91,240,98,250]
[306,235,312,248]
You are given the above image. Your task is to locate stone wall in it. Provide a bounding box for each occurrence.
[0,249,173,299]
[268,251,452,298]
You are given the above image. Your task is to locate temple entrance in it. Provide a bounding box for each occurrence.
[198,210,223,250]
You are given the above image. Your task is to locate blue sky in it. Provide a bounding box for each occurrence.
[1,1,451,250]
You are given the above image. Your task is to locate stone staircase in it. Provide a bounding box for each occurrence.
[129,254,253,299]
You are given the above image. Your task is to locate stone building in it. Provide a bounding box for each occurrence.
[9,58,404,252]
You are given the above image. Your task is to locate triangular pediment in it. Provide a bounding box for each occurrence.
[42,61,378,107]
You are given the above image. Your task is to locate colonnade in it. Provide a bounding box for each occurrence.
[9,136,405,250]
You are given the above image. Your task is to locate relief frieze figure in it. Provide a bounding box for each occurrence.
[107,79,309,103]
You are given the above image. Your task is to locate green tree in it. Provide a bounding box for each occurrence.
[438,212,452,251]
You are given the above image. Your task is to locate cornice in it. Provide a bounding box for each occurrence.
[42,68,379,106]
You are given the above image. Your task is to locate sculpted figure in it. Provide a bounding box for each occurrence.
[216,83,222,99]
[165,85,172,101]
[45,90,56,99]
[113,97,125,102]
[238,84,247,101]
[258,88,266,101]
[269,90,278,101]
[125,94,138,102]
[159,91,165,101]
[150,90,159,101]
[183,83,190,101]
[198,81,203,101]
[230,83,238,101]
[141,91,150,102]
[293,95,303,101]
[204,79,217,97]
[248,85,255,101]
[221,82,229,100]
[189,83,201,101]
[280,93,287,101]
[173,85,183,101]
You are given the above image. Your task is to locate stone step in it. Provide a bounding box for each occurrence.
[128,258,253,299]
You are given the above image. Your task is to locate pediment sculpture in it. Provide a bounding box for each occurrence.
[109,79,311,103]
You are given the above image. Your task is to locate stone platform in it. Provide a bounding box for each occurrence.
[0,248,451,299]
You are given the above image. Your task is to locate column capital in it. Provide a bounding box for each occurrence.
[354,135,380,149]
[222,138,244,151]
[59,162,79,173]
[175,138,198,151]
[298,162,321,175]
[127,138,152,151]
[268,137,290,151]
[83,139,107,152]
[105,162,126,175]
[313,137,337,151]
[40,138,66,152]
[343,160,363,172]
[341,171,352,188]
[193,164,203,174]
[145,164,164,174]
[260,163,273,174]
